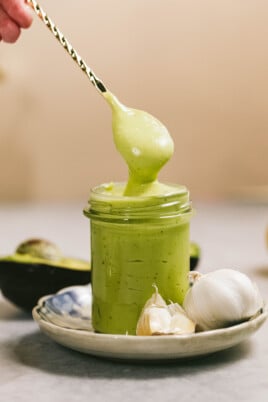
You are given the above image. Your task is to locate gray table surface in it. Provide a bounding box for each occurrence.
[0,201,268,402]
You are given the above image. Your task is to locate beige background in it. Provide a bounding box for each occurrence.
[0,0,268,202]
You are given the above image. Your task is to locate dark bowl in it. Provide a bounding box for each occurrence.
[0,259,91,311]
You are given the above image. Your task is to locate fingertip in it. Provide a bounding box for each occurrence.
[1,20,21,43]
[2,0,33,29]
[20,6,33,29]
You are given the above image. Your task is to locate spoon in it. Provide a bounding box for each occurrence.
[26,0,108,95]
[26,0,174,197]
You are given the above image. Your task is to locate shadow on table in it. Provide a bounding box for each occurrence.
[254,265,268,279]
[0,300,32,321]
[11,331,253,380]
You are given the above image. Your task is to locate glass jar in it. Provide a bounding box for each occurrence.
[84,182,193,335]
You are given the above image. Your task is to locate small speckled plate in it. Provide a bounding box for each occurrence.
[32,285,267,361]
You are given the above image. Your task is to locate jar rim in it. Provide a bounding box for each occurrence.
[84,182,193,223]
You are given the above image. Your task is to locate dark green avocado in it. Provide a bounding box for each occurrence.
[190,242,201,271]
[0,239,91,311]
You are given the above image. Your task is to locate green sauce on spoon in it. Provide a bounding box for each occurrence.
[104,91,174,196]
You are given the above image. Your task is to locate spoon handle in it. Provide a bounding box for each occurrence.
[26,0,107,95]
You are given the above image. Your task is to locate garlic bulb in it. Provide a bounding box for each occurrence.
[136,286,195,336]
[183,269,263,331]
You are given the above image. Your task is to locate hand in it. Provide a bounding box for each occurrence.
[0,0,32,43]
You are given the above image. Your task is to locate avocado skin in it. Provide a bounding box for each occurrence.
[190,242,201,270]
[0,261,91,311]
[190,256,199,271]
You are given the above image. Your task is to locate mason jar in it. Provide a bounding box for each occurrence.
[84,182,193,335]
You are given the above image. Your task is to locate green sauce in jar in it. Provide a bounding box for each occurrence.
[84,92,193,334]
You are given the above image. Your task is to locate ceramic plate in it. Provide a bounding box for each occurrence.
[32,285,267,361]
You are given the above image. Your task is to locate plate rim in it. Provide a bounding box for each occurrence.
[32,306,267,341]
[33,305,268,361]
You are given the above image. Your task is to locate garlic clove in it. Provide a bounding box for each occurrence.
[136,287,196,336]
[142,284,167,310]
[136,306,171,336]
[168,303,196,334]
[183,269,264,331]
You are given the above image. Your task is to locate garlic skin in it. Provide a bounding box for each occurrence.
[136,287,195,336]
[183,269,263,331]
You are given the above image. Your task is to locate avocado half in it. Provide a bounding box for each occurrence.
[190,242,201,271]
[0,239,91,311]
[0,238,199,311]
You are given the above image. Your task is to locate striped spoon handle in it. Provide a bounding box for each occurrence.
[26,0,108,95]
